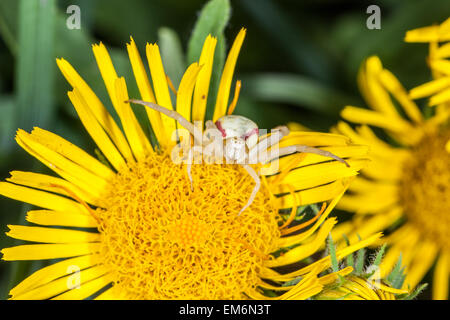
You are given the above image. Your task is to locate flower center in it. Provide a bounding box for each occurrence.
[96,150,280,299]
[398,128,450,249]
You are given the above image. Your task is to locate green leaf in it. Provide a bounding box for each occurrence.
[0,95,15,162]
[158,27,185,88]
[341,234,354,269]
[0,0,18,55]
[373,244,387,267]
[327,234,339,273]
[186,0,230,121]
[355,247,366,274]
[186,0,230,65]
[7,0,58,298]
[242,74,357,115]
[402,283,428,300]
[387,254,406,289]
[239,0,334,82]
[16,0,56,131]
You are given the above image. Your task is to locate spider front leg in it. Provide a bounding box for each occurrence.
[127,99,202,144]
[248,125,289,161]
[256,125,349,167]
[127,99,201,189]
[276,145,350,167]
[238,164,261,216]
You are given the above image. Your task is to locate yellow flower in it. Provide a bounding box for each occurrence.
[331,53,450,300]
[406,17,450,109]
[0,29,370,300]
[316,276,406,300]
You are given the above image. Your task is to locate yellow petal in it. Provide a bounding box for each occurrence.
[0,182,89,215]
[335,122,407,159]
[405,18,450,42]
[265,233,383,282]
[52,274,113,300]
[213,28,246,121]
[318,266,354,286]
[93,43,152,159]
[7,171,100,208]
[435,42,450,59]
[361,56,400,117]
[275,179,349,208]
[26,210,98,228]
[278,271,323,300]
[268,158,368,189]
[429,87,450,106]
[16,129,108,198]
[30,127,114,181]
[9,254,100,297]
[337,187,399,215]
[146,43,177,141]
[280,131,352,147]
[11,265,108,300]
[94,287,125,300]
[266,218,336,267]
[192,35,217,123]
[403,241,438,290]
[68,89,127,171]
[409,77,450,99]
[271,144,369,176]
[368,280,408,295]
[2,242,100,261]
[114,77,152,160]
[287,122,311,132]
[176,62,202,125]
[56,58,132,160]
[127,37,168,146]
[429,59,450,76]
[335,207,402,246]
[6,225,100,243]
[347,176,389,193]
[276,186,348,248]
[378,69,423,123]
[433,251,449,300]
[341,106,412,133]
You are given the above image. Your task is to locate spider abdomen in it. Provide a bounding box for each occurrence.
[215,115,259,149]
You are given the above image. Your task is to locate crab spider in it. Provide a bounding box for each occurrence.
[127,99,349,216]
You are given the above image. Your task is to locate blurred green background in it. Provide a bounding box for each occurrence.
[1,0,450,300]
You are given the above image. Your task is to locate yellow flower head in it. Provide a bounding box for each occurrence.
[316,275,403,300]
[0,29,371,300]
[314,242,419,301]
[331,21,450,300]
[406,17,450,109]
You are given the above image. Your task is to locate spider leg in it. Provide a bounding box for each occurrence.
[129,99,200,188]
[249,125,289,160]
[204,120,221,145]
[203,120,224,163]
[186,149,194,191]
[205,120,216,130]
[276,145,350,167]
[238,164,261,216]
[127,99,202,144]
[254,125,349,167]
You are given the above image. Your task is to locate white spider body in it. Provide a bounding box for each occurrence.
[215,115,259,151]
[128,99,349,215]
[224,137,246,162]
